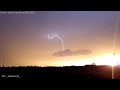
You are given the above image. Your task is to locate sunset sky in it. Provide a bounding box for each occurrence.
[0,11,120,66]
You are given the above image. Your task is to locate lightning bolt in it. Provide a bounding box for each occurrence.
[113,14,119,55]
[112,11,119,79]
[48,35,65,51]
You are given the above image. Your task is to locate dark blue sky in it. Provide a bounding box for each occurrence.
[0,11,120,66]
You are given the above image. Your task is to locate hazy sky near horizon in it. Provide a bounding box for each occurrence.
[0,11,120,66]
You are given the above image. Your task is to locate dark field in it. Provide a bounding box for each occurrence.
[0,65,120,80]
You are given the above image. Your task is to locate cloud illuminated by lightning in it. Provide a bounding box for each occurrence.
[48,35,65,51]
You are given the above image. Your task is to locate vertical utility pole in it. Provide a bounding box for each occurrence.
[112,53,115,79]
[3,56,4,67]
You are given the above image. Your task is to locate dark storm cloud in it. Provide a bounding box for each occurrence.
[53,49,92,57]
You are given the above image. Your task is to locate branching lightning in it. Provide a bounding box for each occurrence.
[48,35,65,51]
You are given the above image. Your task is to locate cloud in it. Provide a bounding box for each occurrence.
[53,49,92,57]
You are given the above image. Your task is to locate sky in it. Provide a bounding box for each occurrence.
[0,11,120,66]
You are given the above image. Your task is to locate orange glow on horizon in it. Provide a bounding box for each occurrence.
[55,54,120,66]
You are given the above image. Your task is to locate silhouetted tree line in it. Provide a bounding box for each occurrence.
[0,65,120,79]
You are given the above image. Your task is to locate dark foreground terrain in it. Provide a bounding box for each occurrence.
[1,65,120,80]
